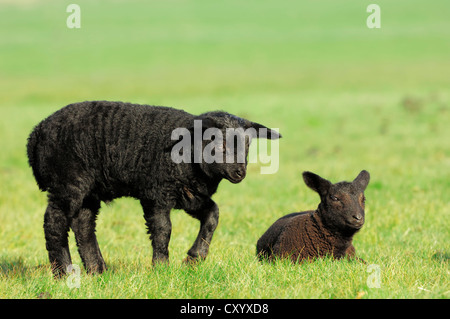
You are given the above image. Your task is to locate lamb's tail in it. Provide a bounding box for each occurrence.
[26,123,48,191]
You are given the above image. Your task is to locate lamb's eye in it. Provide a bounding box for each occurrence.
[330,195,339,201]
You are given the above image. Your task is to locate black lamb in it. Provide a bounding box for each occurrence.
[27,101,281,276]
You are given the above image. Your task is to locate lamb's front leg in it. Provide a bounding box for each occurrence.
[185,200,219,263]
[141,200,172,265]
[345,244,366,264]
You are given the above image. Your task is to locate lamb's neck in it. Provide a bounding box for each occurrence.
[183,161,219,188]
[184,169,222,197]
[313,204,355,245]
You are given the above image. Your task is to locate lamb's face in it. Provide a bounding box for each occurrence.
[200,127,251,184]
[220,129,251,183]
[323,182,366,231]
[303,170,370,234]
[196,111,281,184]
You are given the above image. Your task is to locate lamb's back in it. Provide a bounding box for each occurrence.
[256,211,311,259]
[29,101,193,197]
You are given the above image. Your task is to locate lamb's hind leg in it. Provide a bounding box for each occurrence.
[44,200,72,278]
[185,200,219,263]
[71,196,106,274]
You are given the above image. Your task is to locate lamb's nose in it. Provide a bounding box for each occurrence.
[353,214,362,221]
[235,169,245,178]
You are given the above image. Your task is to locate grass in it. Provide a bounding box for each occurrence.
[0,0,449,299]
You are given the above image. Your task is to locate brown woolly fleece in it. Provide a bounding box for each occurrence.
[258,210,356,263]
[256,170,370,263]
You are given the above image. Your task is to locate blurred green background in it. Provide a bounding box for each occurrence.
[1,0,449,104]
[0,0,448,298]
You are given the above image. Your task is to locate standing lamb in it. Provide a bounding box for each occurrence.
[27,101,281,277]
[256,170,370,263]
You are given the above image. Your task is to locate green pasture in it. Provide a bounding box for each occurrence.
[0,0,448,298]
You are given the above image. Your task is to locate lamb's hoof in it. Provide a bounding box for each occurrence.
[183,255,204,266]
[151,257,169,268]
[356,257,367,265]
[85,262,107,275]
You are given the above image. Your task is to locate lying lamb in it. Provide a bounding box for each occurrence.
[256,170,370,263]
[27,101,281,276]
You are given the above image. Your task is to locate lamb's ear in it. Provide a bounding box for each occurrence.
[353,170,370,191]
[189,116,219,133]
[302,171,331,195]
[245,121,282,139]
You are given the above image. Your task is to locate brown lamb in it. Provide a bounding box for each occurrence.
[256,170,370,263]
